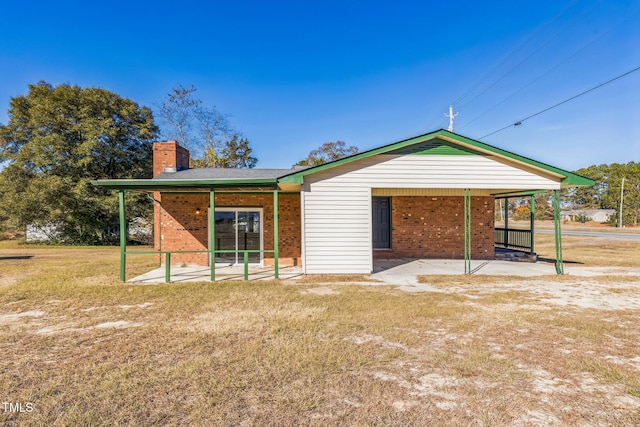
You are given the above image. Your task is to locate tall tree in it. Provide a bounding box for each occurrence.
[567,164,609,208]
[157,84,256,168]
[195,104,232,164]
[295,141,358,166]
[219,134,257,168]
[195,134,257,169]
[157,85,201,151]
[566,162,640,226]
[0,81,157,244]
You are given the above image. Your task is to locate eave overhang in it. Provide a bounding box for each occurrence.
[91,178,279,191]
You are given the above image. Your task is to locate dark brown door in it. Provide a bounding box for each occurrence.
[372,197,390,249]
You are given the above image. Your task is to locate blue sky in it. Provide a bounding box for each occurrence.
[1,0,639,170]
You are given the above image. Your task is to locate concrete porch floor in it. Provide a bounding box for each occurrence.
[129,264,304,284]
[371,258,560,286]
[129,258,577,284]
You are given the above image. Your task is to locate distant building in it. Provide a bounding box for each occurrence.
[561,209,616,223]
[25,218,151,243]
[25,224,63,242]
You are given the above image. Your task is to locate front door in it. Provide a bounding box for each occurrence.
[372,197,390,249]
[213,209,263,264]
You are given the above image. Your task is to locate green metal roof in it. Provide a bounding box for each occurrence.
[278,129,595,187]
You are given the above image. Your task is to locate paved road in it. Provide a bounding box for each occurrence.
[536,229,640,241]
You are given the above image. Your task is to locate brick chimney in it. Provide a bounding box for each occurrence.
[152,140,190,177]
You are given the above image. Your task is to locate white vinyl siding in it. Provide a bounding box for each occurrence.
[301,154,561,274]
[302,189,371,274]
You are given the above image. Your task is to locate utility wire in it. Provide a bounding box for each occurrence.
[459,7,637,131]
[453,0,578,108]
[420,0,577,133]
[480,65,640,139]
[459,0,603,111]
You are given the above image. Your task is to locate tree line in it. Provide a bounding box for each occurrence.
[0,82,356,244]
[500,163,639,227]
[3,81,633,245]
[569,162,639,226]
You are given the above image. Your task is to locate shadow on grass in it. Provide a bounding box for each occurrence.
[537,257,583,265]
[0,255,34,261]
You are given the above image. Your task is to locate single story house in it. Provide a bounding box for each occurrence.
[561,209,616,223]
[92,130,594,280]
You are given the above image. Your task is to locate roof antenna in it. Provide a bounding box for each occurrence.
[445,105,458,132]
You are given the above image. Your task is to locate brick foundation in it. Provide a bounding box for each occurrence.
[155,192,301,266]
[375,196,495,260]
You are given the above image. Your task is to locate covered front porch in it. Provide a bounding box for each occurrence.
[92,176,292,282]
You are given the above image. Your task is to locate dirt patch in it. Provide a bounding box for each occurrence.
[302,287,339,295]
[94,321,144,329]
[417,278,640,310]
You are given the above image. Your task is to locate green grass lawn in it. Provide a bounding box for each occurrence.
[1,241,639,425]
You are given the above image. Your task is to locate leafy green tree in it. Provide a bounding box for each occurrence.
[601,162,640,226]
[565,162,640,226]
[193,134,257,168]
[0,81,157,244]
[567,164,609,208]
[295,141,358,166]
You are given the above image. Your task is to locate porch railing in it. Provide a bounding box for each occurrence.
[123,249,276,282]
[494,227,533,252]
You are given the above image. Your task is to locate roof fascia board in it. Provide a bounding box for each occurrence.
[91,178,278,190]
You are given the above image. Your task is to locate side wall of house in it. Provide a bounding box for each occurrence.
[156,192,301,266]
[302,153,560,274]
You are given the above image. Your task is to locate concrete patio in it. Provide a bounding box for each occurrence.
[127,257,605,284]
[129,264,304,284]
[128,258,639,284]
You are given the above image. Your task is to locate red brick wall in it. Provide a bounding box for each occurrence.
[152,141,190,262]
[381,196,494,260]
[155,193,301,266]
[153,141,190,177]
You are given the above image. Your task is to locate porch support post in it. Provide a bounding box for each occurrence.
[273,187,279,279]
[553,190,564,274]
[118,190,126,282]
[209,188,215,282]
[464,189,471,274]
[530,194,535,254]
[504,197,509,248]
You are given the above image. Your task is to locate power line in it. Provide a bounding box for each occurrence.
[419,0,578,133]
[458,0,604,113]
[480,65,640,139]
[459,7,637,132]
[452,0,579,108]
